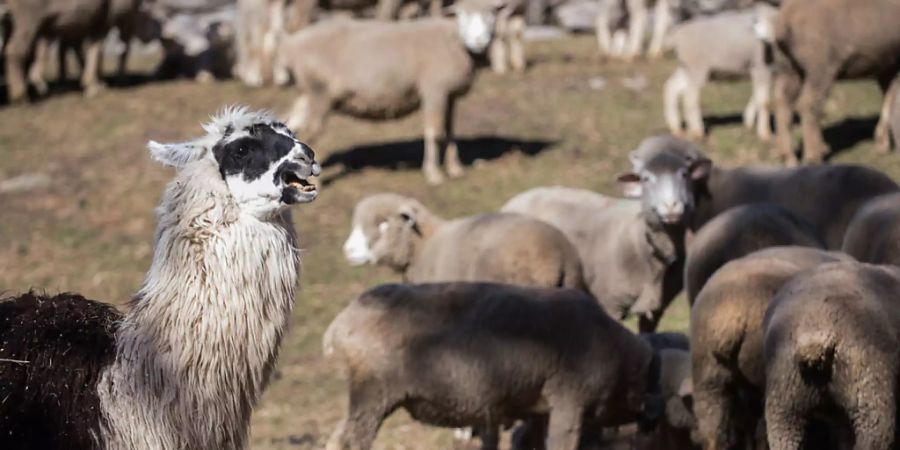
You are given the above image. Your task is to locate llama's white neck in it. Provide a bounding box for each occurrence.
[97,160,301,450]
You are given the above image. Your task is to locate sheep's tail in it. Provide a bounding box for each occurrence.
[794,331,836,383]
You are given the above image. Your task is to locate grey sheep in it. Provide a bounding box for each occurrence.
[622,134,898,249]
[502,185,684,331]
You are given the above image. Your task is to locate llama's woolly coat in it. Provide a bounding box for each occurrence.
[0,138,302,449]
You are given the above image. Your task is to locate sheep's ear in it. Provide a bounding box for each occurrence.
[617,172,643,198]
[678,377,693,397]
[147,140,208,168]
[688,157,712,181]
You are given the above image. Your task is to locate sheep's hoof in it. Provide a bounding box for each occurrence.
[446,164,465,179]
[425,169,445,185]
[83,82,107,98]
[195,71,215,84]
[875,131,892,154]
[32,81,48,96]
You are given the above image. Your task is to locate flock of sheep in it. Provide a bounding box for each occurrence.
[1,0,900,449]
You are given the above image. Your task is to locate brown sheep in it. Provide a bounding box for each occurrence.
[342,193,585,290]
[842,192,900,266]
[684,203,825,304]
[691,246,850,450]
[323,282,681,450]
[764,261,900,449]
[759,0,900,163]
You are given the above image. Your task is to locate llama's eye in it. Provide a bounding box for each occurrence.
[235,147,248,158]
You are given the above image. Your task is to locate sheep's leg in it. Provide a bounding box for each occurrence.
[286,93,330,142]
[375,0,402,20]
[773,72,801,165]
[684,69,708,140]
[764,354,817,450]
[326,379,395,450]
[623,0,648,60]
[595,0,612,56]
[834,356,896,450]
[647,0,671,58]
[795,67,836,164]
[664,67,689,136]
[5,17,40,103]
[81,37,106,97]
[545,401,582,450]
[422,93,449,184]
[443,96,464,178]
[694,363,738,450]
[508,15,526,72]
[116,34,132,84]
[874,75,899,153]
[27,37,49,96]
[511,417,548,450]
[489,20,509,75]
[479,424,500,450]
[749,64,773,141]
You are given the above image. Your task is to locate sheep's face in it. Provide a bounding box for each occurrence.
[456,8,496,54]
[344,195,419,272]
[148,108,321,218]
[616,136,710,226]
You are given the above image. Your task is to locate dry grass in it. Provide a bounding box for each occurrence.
[0,34,895,449]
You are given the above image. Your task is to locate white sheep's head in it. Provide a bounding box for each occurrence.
[452,0,504,54]
[616,135,710,226]
[343,193,423,271]
[148,106,321,218]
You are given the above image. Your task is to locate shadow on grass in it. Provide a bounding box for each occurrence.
[319,136,556,186]
[823,116,880,159]
[704,113,745,133]
[0,74,161,106]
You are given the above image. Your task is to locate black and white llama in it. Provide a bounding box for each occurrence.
[0,106,320,450]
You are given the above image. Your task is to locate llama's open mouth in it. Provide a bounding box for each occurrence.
[281,169,318,204]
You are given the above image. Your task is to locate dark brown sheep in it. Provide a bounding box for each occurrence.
[691,246,850,450]
[842,192,900,265]
[763,261,900,449]
[684,203,825,304]
[323,282,681,450]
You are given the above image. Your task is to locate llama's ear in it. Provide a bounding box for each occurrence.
[147,140,207,168]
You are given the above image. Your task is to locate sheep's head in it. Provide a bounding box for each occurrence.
[148,106,320,218]
[616,135,710,226]
[343,193,426,272]
[452,0,504,54]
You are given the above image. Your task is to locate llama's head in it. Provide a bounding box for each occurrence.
[148,106,320,217]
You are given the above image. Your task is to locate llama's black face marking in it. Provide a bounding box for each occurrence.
[212,122,320,215]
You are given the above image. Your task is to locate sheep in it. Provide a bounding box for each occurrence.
[684,203,825,303]
[0,107,321,449]
[756,0,900,164]
[277,0,504,185]
[501,186,685,332]
[342,192,585,290]
[4,0,113,102]
[663,4,778,141]
[842,192,900,266]
[154,6,237,82]
[691,246,850,450]
[621,134,899,249]
[234,0,287,87]
[323,282,686,450]
[763,261,900,449]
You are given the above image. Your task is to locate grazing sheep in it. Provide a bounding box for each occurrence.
[324,282,681,450]
[4,0,114,101]
[842,192,900,266]
[663,4,778,141]
[501,186,685,331]
[277,0,504,184]
[684,203,825,303]
[154,7,236,82]
[622,134,898,249]
[343,193,585,290]
[691,246,850,450]
[0,107,320,449]
[763,261,900,449]
[757,0,900,163]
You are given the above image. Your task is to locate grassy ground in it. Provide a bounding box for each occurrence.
[0,34,895,449]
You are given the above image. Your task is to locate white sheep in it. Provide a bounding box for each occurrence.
[0,107,320,449]
[663,4,777,140]
[277,0,506,184]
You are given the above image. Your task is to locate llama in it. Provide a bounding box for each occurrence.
[0,107,320,450]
